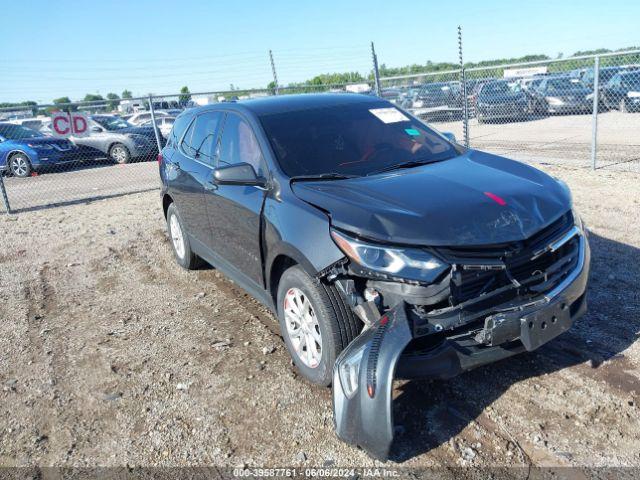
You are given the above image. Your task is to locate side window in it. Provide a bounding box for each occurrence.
[182,111,222,164]
[218,113,265,175]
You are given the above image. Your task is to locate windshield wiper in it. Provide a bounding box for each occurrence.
[366,157,448,176]
[290,173,360,182]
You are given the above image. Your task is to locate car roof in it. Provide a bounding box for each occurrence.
[188,93,386,117]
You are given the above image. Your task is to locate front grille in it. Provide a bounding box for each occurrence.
[435,212,578,305]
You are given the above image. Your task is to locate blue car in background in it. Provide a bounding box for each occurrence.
[0,122,78,177]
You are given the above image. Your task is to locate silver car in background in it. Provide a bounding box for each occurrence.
[41,115,158,163]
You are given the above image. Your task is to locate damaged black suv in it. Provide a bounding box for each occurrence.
[159,94,590,460]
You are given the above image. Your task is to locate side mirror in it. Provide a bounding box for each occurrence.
[213,162,267,187]
[91,126,102,133]
[0,136,5,143]
[442,132,457,143]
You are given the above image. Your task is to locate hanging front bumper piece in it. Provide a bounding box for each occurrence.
[332,231,590,461]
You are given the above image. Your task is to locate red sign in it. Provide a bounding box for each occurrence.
[50,112,89,137]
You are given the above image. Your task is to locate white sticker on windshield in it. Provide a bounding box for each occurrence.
[369,107,409,124]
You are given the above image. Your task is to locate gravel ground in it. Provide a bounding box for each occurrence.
[0,163,638,469]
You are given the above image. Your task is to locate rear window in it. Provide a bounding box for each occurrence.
[259,101,460,177]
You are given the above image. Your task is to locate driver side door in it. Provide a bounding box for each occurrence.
[204,112,268,288]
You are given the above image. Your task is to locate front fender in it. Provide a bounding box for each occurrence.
[332,303,413,461]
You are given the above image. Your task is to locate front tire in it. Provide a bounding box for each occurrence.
[9,153,32,177]
[110,143,131,164]
[277,266,361,386]
[166,203,202,270]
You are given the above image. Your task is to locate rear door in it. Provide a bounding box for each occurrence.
[168,111,223,244]
[204,111,267,287]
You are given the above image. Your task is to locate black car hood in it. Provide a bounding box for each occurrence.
[291,150,571,246]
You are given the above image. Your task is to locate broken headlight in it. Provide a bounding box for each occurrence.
[337,344,365,399]
[330,229,448,283]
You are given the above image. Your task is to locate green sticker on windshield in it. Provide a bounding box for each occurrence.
[405,128,420,136]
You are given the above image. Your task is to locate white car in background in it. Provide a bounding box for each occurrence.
[127,110,169,126]
[139,116,175,138]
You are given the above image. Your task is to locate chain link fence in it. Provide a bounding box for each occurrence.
[381,50,640,173]
[1,46,639,214]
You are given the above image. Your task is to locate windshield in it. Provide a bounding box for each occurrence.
[0,124,44,140]
[546,78,582,92]
[621,73,640,90]
[92,116,132,130]
[259,101,462,177]
[480,81,515,96]
[600,69,621,83]
[419,83,457,97]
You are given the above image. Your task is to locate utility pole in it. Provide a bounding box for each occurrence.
[371,42,382,97]
[269,50,279,95]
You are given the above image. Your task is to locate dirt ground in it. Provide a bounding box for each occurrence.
[0,163,639,469]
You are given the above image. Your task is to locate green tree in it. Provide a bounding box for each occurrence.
[122,89,133,99]
[179,86,191,106]
[52,96,76,112]
[83,93,104,102]
[0,100,38,116]
[106,93,120,110]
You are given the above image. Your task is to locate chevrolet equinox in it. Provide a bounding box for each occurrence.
[158,94,590,459]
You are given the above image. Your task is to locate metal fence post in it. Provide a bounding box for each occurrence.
[0,173,11,214]
[371,42,382,97]
[590,56,600,170]
[269,50,279,95]
[148,94,163,154]
[458,26,469,147]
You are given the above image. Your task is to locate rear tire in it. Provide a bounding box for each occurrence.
[110,143,131,164]
[166,203,202,270]
[277,265,361,386]
[9,153,32,177]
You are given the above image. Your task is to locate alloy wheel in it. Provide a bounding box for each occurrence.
[111,145,128,163]
[283,287,322,368]
[10,155,29,177]
[169,213,185,259]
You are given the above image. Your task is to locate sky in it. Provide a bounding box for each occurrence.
[1,0,638,104]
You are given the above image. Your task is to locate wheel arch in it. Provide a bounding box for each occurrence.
[162,193,174,219]
[266,246,319,305]
[5,149,33,173]
[7,149,31,161]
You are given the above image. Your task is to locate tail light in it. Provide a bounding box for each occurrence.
[157,152,163,164]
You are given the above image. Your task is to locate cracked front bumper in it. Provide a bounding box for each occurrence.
[333,232,590,460]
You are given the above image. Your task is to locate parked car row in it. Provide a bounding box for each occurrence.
[0,114,161,177]
[382,66,640,124]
